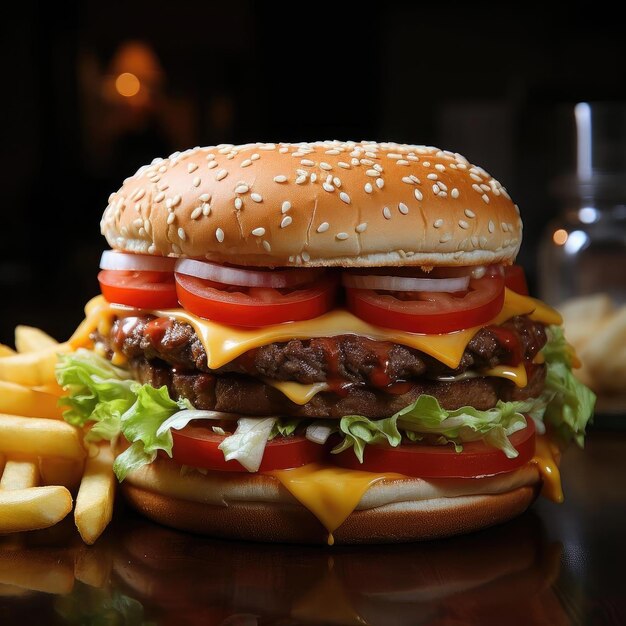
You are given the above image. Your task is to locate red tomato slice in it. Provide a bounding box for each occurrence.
[333,418,535,478]
[175,273,337,327]
[98,270,179,309]
[346,273,505,334]
[171,425,325,472]
[504,265,529,295]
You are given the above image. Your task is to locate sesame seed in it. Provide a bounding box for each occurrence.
[366,151,377,158]
[273,175,287,183]
[351,158,360,166]
[373,164,383,172]
[317,222,330,233]
[432,184,440,194]
[172,195,182,207]
[402,176,414,185]
[301,251,310,262]
[472,184,482,194]
[202,204,211,216]
[234,198,243,210]
[282,201,291,214]
[252,227,265,237]
[501,222,508,232]
[154,192,165,202]
[206,154,215,161]
[166,213,176,225]
[241,159,252,168]
[251,153,260,161]
[191,207,202,220]
[144,219,151,233]
[320,162,332,170]
[171,243,182,254]
[333,177,342,187]
[488,220,495,233]
[336,232,349,240]
[178,227,186,241]
[397,160,409,166]
[366,169,378,177]
[383,207,392,220]
[439,233,452,243]
[482,194,490,203]
[376,178,384,189]
[339,191,351,204]
[360,159,374,166]
[469,173,482,182]
[480,184,491,192]
[158,182,169,191]
[465,208,476,218]
[216,169,228,181]
[323,182,334,192]
[148,244,156,254]
[262,241,272,252]
[310,173,317,183]
[301,159,315,166]
[338,162,351,169]
[438,181,448,191]
[459,220,469,229]
[422,161,431,167]
[187,163,198,173]
[133,188,146,201]
[355,222,368,233]
[193,176,201,187]
[235,184,249,194]
[471,236,479,247]
[296,175,307,185]
[451,188,459,199]
[435,163,446,172]
[364,183,373,193]
[326,149,341,155]
[199,193,211,202]
[281,215,293,228]
[216,228,225,242]
[479,236,488,247]
[207,161,218,169]
[414,188,423,201]
[427,173,438,180]
[410,174,420,184]
[250,193,263,203]
[398,202,409,215]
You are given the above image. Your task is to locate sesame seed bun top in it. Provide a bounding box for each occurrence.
[101,141,523,267]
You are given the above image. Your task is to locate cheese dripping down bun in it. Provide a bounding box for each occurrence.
[101,141,522,267]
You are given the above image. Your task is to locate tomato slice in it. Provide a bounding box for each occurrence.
[333,418,535,478]
[98,270,179,309]
[346,273,505,334]
[175,273,337,327]
[504,265,529,295]
[171,425,325,472]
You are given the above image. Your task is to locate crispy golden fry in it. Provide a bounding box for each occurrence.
[0,414,85,460]
[39,457,84,492]
[74,445,116,545]
[0,380,63,419]
[0,343,70,386]
[0,583,33,597]
[0,345,16,357]
[0,547,74,594]
[0,486,73,533]
[33,381,65,397]
[14,325,58,353]
[0,459,39,490]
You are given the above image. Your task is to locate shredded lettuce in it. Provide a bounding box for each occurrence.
[218,417,277,472]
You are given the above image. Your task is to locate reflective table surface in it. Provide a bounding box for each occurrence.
[1,430,625,626]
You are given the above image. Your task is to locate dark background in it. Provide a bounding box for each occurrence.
[2,1,625,344]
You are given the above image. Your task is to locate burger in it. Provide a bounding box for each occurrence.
[57,141,595,544]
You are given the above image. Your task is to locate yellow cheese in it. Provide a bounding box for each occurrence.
[482,363,528,388]
[531,435,563,503]
[75,288,560,374]
[263,380,329,405]
[269,463,402,545]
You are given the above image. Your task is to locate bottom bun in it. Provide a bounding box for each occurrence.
[120,455,541,544]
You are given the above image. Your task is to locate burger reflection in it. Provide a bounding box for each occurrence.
[0,511,565,625]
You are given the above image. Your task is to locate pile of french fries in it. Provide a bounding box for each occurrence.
[560,294,626,395]
[0,326,115,544]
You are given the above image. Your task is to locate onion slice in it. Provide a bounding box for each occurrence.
[156,409,240,437]
[100,250,176,273]
[306,423,334,444]
[175,258,323,288]
[341,272,470,293]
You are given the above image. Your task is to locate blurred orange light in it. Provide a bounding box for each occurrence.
[115,72,141,97]
[553,229,568,245]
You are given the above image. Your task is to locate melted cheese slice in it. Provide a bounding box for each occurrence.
[269,463,403,545]
[482,363,527,388]
[263,380,329,405]
[532,435,564,503]
[71,288,562,373]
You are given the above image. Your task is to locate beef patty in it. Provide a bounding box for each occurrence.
[94,314,547,418]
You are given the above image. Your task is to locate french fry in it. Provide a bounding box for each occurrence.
[0,380,63,419]
[74,445,116,545]
[0,342,70,386]
[15,325,58,353]
[0,459,39,490]
[0,414,85,460]
[0,486,73,533]
[39,457,84,492]
[0,547,74,594]
[74,543,113,587]
[33,381,66,397]
[0,583,32,597]
[0,344,16,357]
